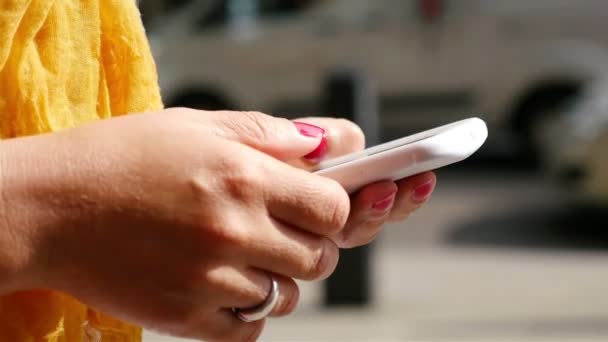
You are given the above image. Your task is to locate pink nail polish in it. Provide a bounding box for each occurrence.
[372,192,396,213]
[294,122,325,138]
[411,180,435,203]
[303,137,328,160]
[294,122,328,161]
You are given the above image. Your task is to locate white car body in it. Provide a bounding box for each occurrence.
[148,0,608,146]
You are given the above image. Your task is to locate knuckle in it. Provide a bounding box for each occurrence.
[188,175,216,205]
[187,178,247,248]
[210,219,250,250]
[225,171,259,200]
[305,238,339,280]
[220,157,264,202]
[195,213,249,252]
[188,150,259,204]
[234,111,273,142]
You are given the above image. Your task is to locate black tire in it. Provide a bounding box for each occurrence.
[512,84,582,167]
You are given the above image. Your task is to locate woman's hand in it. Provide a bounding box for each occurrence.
[0,109,435,341]
[290,118,436,248]
[0,109,350,341]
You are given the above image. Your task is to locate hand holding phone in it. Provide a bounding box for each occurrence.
[314,117,488,193]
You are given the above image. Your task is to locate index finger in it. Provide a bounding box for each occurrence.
[266,166,351,237]
[238,146,350,236]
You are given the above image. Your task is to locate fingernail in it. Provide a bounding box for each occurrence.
[372,192,397,214]
[411,180,435,203]
[303,136,328,161]
[294,121,324,138]
[294,122,328,161]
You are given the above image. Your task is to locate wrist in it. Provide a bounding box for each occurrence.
[0,134,76,293]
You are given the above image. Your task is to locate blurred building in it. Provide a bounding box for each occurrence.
[145,0,608,160]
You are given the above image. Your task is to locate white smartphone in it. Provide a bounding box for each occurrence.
[314,117,488,194]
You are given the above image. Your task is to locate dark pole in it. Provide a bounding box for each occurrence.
[320,68,380,306]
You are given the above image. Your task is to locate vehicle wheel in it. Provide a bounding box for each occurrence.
[514,85,581,167]
[528,104,564,164]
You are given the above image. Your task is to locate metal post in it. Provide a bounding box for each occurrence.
[320,68,380,306]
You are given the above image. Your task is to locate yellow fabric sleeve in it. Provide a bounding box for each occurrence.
[0,0,163,340]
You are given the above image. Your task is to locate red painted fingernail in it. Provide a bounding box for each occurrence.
[372,192,397,213]
[294,122,328,161]
[411,180,435,203]
[294,122,324,138]
[303,136,328,161]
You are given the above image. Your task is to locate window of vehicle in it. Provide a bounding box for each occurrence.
[196,0,316,30]
[165,0,194,12]
[257,0,316,18]
[196,0,229,29]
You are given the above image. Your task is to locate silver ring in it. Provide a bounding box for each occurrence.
[233,276,279,322]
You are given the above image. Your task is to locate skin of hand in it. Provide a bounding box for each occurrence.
[0,108,434,342]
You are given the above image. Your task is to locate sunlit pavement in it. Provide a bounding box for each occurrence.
[145,170,608,341]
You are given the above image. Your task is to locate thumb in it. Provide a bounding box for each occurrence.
[287,117,365,171]
[212,111,327,160]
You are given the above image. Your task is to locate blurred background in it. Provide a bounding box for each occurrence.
[139,0,608,340]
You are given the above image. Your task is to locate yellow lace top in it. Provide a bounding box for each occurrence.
[0,0,163,340]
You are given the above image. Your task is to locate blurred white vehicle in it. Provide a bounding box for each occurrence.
[539,78,608,203]
[148,0,608,154]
